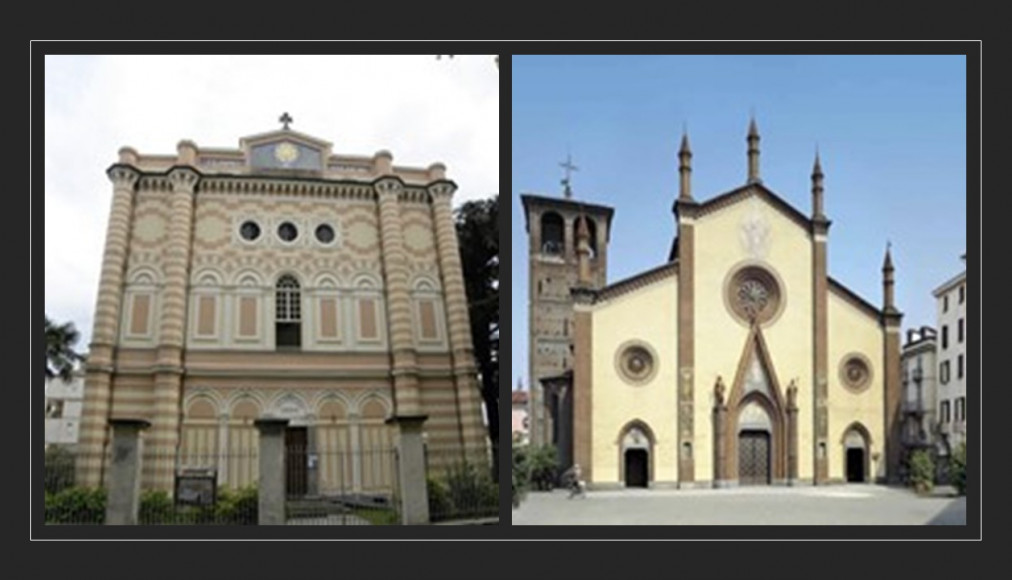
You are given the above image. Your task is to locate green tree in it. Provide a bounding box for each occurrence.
[456,196,499,473]
[45,315,84,381]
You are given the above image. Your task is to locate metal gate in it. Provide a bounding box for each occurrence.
[738,430,770,485]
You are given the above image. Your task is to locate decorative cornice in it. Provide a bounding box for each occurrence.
[695,183,812,231]
[828,277,884,322]
[595,262,678,303]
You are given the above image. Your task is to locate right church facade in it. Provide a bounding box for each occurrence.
[527,120,903,489]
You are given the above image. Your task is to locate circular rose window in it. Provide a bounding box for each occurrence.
[840,354,873,392]
[726,265,784,326]
[615,342,658,385]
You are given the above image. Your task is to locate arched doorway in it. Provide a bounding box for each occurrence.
[737,401,773,486]
[625,449,648,488]
[842,423,871,483]
[618,421,654,488]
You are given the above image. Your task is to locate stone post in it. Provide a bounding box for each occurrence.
[713,404,727,487]
[387,414,430,525]
[254,418,289,525]
[787,399,799,485]
[105,419,150,525]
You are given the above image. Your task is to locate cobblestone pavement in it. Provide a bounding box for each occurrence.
[511,485,966,526]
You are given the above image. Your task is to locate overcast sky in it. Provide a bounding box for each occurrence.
[44,54,499,350]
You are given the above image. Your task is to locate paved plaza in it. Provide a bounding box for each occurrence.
[512,485,966,526]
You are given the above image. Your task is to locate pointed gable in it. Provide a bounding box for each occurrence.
[240,129,333,173]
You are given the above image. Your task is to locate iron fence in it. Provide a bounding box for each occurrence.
[284,446,400,526]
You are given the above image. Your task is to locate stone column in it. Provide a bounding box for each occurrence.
[374,174,421,416]
[387,414,430,525]
[217,413,230,486]
[350,415,363,492]
[713,403,728,487]
[571,289,595,482]
[105,419,150,525]
[255,418,289,525]
[430,182,486,450]
[148,165,200,492]
[306,415,319,496]
[77,164,140,487]
[787,394,799,485]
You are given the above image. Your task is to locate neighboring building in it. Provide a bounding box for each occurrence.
[932,256,967,456]
[511,382,529,445]
[45,373,85,447]
[520,186,612,450]
[900,326,938,477]
[76,119,487,496]
[524,120,904,489]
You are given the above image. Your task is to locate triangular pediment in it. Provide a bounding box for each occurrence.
[239,129,333,173]
[729,328,787,412]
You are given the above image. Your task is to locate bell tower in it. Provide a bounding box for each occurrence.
[521,168,613,448]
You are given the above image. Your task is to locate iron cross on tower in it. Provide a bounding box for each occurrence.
[279,112,293,130]
[560,153,578,199]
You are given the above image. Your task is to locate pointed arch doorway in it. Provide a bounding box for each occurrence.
[716,329,794,486]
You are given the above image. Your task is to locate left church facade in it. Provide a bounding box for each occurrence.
[77,123,487,496]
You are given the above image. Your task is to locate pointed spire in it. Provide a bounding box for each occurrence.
[883,241,897,313]
[747,115,761,184]
[678,127,693,201]
[811,148,825,220]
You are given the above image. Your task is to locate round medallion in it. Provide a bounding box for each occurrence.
[840,354,873,392]
[615,342,658,386]
[274,142,299,164]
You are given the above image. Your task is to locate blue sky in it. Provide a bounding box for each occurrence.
[511,54,967,392]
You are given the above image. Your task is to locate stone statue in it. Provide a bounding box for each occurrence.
[714,376,726,407]
[787,379,798,408]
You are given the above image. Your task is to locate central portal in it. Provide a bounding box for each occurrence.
[738,430,771,486]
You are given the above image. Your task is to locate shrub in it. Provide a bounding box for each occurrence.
[43,446,76,495]
[215,486,258,525]
[512,442,531,508]
[44,487,106,524]
[139,489,176,524]
[427,476,452,521]
[951,442,967,496]
[909,449,935,495]
[526,445,560,491]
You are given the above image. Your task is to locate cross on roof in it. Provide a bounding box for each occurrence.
[560,153,578,199]
[279,112,293,131]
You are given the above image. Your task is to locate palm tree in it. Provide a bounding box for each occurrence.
[45,315,84,382]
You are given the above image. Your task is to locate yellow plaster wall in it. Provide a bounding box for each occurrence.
[590,275,678,484]
[827,291,885,480]
[692,194,814,481]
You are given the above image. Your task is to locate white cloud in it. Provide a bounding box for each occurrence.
[44,54,498,348]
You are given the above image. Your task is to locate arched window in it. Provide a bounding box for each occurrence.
[276,275,301,348]
[540,212,564,256]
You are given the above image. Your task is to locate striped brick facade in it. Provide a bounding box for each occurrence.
[77,129,488,492]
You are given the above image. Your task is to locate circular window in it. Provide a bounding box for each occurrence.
[315,224,335,244]
[239,220,261,241]
[615,341,658,385]
[277,222,298,242]
[725,264,784,326]
[840,354,873,392]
